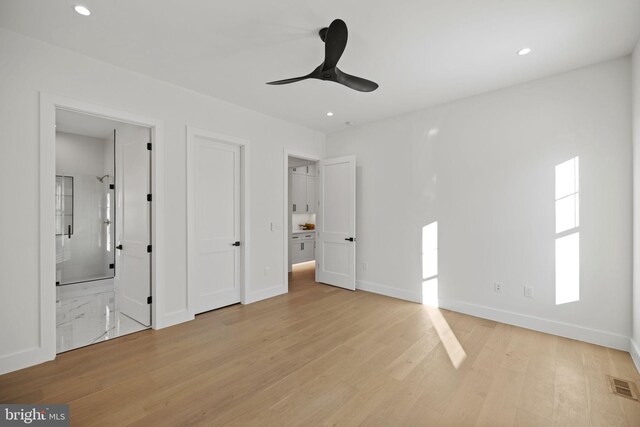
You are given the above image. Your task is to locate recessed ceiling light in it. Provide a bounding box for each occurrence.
[517,48,532,56]
[345,121,355,126]
[326,112,334,117]
[74,5,91,16]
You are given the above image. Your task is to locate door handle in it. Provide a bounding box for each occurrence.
[116,244,123,250]
[232,241,241,247]
[67,225,72,238]
[345,237,356,242]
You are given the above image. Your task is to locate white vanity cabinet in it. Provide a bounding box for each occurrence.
[290,166,317,214]
[290,232,315,264]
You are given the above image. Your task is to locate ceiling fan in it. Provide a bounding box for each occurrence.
[267,19,379,92]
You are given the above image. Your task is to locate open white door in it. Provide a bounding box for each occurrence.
[316,155,356,290]
[188,135,241,314]
[116,124,151,326]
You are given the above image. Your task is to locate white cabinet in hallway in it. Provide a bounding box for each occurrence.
[290,166,317,214]
[291,173,307,214]
[290,232,315,264]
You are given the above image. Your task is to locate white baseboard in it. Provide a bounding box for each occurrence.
[356,280,422,303]
[438,297,630,351]
[244,284,287,304]
[630,339,640,374]
[156,309,194,329]
[0,347,53,376]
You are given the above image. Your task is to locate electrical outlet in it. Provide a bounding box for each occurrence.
[494,282,502,293]
[362,262,368,271]
[264,266,270,276]
[524,286,533,298]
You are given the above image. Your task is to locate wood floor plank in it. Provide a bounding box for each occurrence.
[1,262,639,426]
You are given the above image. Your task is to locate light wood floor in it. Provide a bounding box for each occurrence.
[1,262,639,426]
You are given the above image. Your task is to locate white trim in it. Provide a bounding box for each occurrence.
[0,348,48,376]
[283,150,321,292]
[4,92,167,376]
[159,310,194,329]
[356,280,422,303]
[438,297,630,351]
[186,126,250,315]
[245,284,287,305]
[630,338,640,374]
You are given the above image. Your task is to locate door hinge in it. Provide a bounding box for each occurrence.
[147,296,152,304]
[109,184,115,190]
[109,263,115,269]
[147,193,152,202]
[147,142,152,151]
[147,245,152,253]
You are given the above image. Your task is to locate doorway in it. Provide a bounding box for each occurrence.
[288,156,319,285]
[54,109,151,353]
[284,153,358,292]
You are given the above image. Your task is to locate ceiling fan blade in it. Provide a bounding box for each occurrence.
[266,75,311,85]
[335,68,379,92]
[323,19,348,71]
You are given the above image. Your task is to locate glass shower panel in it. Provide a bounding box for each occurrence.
[56,173,115,285]
[55,176,73,237]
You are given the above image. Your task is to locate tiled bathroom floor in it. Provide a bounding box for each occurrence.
[56,287,148,353]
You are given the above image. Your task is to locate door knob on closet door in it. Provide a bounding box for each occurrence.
[116,244,123,250]
[345,237,355,242]
[232,241,241,247]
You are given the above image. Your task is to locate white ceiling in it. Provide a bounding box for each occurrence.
[2,0,639,133]
[56,109,122,139]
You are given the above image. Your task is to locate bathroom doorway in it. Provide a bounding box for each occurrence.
[55,109,151,353]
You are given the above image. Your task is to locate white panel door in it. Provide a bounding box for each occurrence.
[190,136,241,314]
[116,125,151,326]
[316,155,356,290]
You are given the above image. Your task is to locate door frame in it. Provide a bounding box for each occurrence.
[186,126,250,314]
[283,150,321,291]
[39,92,164,367]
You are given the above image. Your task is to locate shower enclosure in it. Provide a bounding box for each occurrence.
[55,131,116,286]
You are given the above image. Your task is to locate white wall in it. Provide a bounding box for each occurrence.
[288,157,315,168]
[327,58,633,350]
[56,131,107,175]
[632,41,640,368]
[0,28,324,373]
